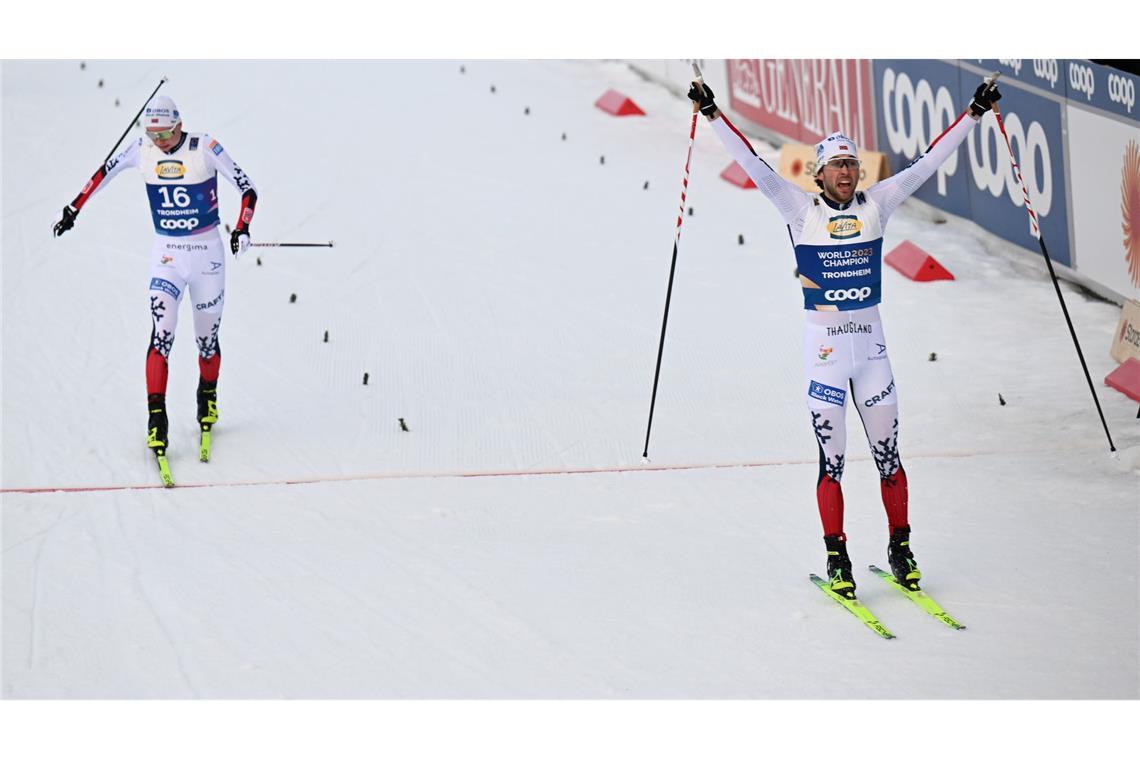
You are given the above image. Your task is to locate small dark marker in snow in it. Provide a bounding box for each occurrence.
[399,418,410,432]
[490,85,496,93]
[323,330,329,343]
[524,107,530,115]
[929,352,938,362]
[460,65,466,74]
[363,373,369,386]
[561,132,567,141]
[600,155,605,165]
[643,181,649,190]
[97,79,104,88]
[998,393,1006,406]
[80,62,86,70]
[738,234,745,245]
[256,257,262,266]
[289,293,297,303]
[688,207,693,216]
[115,99,120,107]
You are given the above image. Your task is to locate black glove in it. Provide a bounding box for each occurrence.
[230,227,250,257]
[687,81,718,118]
[970,81,1002,117]
[53,205,78,237]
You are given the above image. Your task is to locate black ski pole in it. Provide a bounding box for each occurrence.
[992,99,1116,452]
[251,241,335,248]
[102,76,168,165]
[643,63,703,460]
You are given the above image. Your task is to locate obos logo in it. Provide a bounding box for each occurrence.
[1122,139,1140,288]
[824,286,872,303]
[827,215,862,240]
[880,68,959,195]
[156,160,186,180]
[967,110,1053,226]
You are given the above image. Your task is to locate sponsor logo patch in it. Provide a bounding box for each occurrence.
[196,290,224,311]
[149,277,181,299]
[864,380,896,407]
[209,139,223,156]
[156,160,186,180]
[818,345,834,361]
[809,380,847,407]
[827,215,863,240]
[161,255,174,265]
[189,137,199,151]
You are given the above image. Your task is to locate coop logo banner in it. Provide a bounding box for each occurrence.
[973,59,1068,94]
[874,60,972,218]
[1067,61,1140,122]
[964,77,1072,267]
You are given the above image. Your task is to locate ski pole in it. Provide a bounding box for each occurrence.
[990,93,1116,453]
[642,62,703,460]
[103,76,168,165]
[251,241,335,248]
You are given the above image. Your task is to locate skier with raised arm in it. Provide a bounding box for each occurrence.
[688,75,1001,599]
[53,95,257,476]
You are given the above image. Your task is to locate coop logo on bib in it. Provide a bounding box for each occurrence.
[156,160,186,180]
[827,215,862,240]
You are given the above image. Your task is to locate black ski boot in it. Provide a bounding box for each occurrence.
[197,380,218,431]
[824,534,856,599]
[147,393,169,451]
[888,525,922,591]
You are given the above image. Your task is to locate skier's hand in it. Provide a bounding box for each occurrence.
[230,228,250,257]
[969,80,1002,117]
[688,81,718,119]
[53,205,78,237]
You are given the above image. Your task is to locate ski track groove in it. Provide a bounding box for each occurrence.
[112,504,200,697]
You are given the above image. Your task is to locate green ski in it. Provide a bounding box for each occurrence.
[868,565,966,630]
[154,449,175,488]
[809,574,895,640]
[199,427,212,462]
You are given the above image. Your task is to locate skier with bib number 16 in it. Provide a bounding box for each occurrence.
[687,74,1001,600]
[53,94,257,478]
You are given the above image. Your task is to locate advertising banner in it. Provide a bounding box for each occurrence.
[872,59,972,218]
[962,74,1072,267]
[1066,105,1140,300]
[726,59,876,150]
[873,60,1072,266]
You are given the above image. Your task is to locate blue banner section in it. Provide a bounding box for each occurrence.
[960,76,1071,266]
[872,60,1072,267]
[971,59,1069,96]
[1065,61,1140,123]
[872,60,972,219]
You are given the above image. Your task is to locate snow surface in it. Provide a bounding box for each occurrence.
[2,60,1138,701]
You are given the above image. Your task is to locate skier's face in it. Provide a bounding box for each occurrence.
[818,157,859,203]
[146,122,183,152]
